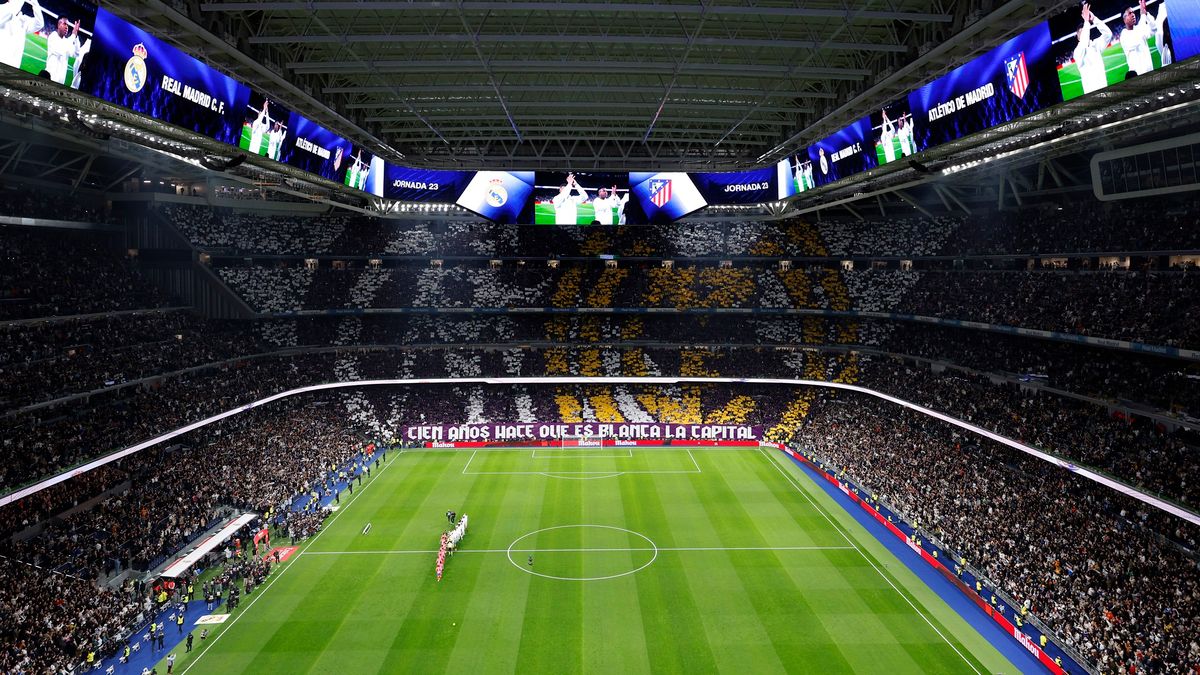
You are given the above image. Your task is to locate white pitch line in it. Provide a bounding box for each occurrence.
[757,448,984,675]
[461,449,478,474]
[301,545,856,556]
[462,469,699,475]
[180,457,398,675]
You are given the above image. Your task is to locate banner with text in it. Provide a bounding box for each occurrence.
[403,422,762,443]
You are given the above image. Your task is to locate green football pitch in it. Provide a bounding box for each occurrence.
[166,447,1015,674]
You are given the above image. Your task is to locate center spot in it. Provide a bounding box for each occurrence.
[506,524,658,581]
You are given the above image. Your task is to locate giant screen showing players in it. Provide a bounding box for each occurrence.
[0,0,96,88]
[239,92,291,162]
[530,172,633,225]
[871,101,917,166]
[82,9,249,145]
[341,146,372,191]
[1051,0,1173,101]
[278,113,353,184]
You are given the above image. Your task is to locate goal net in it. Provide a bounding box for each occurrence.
[558,431,608,449]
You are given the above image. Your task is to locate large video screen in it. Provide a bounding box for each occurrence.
[907,25,1059,153]
[278,113,353,184]
[377,165,473,201]
[691,167,776,205]
[0,0,97,87]
[455,170,535,223]
[776,155,814,199]
[82,9,250,145]
[870,101,917,166]
[238,91,291,161]
[806,118,876,188]
[530,172,633,225]
[1174,0,1200,60]
[629,172,707,223]
[11,0,1200,214]
[341,146,373,191]
[1050,0,1174,101]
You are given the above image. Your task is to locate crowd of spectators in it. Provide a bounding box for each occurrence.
[890,269,1200,348]
[213,260,1197,348]
[942,197,1200,255]
[0,399,368,673]
[0,311,267,410]
[0,352,340,490]
[797,392,1199,673]
[0,185,112,224]
[1,352,1194,672]
[0,227,174,320]
[853,358,1199,508]
[159,193,1198,258]
[876,322,1200,418]
[3,333,1194,508]
[163,205,349,254]
[5,195,1199,673]
[0,556,146,674]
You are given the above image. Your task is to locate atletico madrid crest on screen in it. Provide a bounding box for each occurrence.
[650,179,672,207]
[1005,52,1029,99]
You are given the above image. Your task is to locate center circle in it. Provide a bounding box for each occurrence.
[506,525,658,581]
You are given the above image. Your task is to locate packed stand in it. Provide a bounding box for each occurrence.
[162,204,349,254]
[854,358,1200,509]
[0,400,370,672]
[797,392,1200,673]
[876,322,1200,418]
[0,311,266,411]
[0,226,173,320]
[884,269,1200,348]
[0,184,112,224]
[942,197,1200,255]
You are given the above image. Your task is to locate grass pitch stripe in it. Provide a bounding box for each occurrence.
[758,448,985,675]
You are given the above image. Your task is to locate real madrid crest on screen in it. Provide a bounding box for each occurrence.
[486,178,508,208]
[122,43,147,93]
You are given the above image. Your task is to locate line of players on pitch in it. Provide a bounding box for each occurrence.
[443,510,469,552]
[437,511,469,580]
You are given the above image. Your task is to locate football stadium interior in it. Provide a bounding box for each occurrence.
[2,0,1200,673]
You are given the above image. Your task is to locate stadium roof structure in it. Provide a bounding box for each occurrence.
[3,0,1199,214]
[103,0,1075,170]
